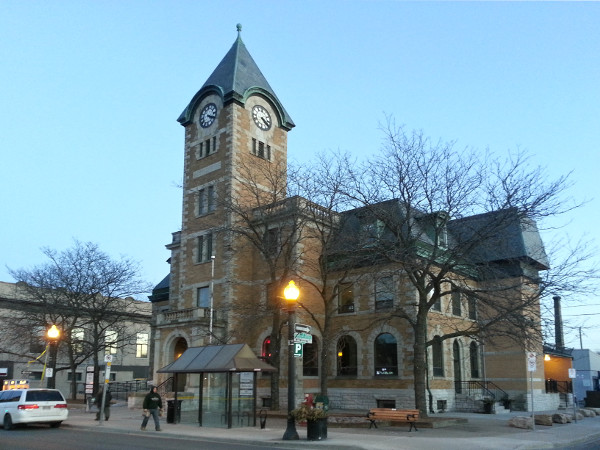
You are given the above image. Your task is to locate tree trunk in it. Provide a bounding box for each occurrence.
[413,314,429,417]
[269,309,281,410]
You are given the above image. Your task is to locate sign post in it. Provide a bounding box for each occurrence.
[527,352,536,431]
[569,367,577,423]
[98,355,113,426]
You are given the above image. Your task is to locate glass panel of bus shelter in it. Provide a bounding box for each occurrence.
[178,373,199,424]
[201,372,228,428]
[230,372,255,428]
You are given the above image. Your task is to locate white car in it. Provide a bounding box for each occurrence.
[1,388,68,429]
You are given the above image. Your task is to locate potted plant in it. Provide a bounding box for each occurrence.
[291,404,328,440]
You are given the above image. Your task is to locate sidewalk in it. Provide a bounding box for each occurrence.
[65,403,600,449]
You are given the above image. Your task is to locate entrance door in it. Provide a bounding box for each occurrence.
[453,341,462,393]
[174,338,188,392]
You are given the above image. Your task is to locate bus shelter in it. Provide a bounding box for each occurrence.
[157,343,276,428]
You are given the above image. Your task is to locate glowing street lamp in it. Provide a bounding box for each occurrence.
[46,324,60,389]
[282,280,300,440]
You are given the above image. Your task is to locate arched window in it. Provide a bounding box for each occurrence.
[337,335,357,376]
[432,336,444,377]
[374,333,398,376]
[303,337,319,377]
[262,336,272,366]
[470,341,480,378]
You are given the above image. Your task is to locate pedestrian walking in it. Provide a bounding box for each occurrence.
[141,386,163,431]
[95,388,112,421]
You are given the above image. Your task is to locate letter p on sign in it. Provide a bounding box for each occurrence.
[293,343,303,357]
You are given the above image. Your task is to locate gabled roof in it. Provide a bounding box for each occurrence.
[178,25,294,130]
[157,343,276,373]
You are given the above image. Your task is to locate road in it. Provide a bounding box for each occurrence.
[0,424,294,450]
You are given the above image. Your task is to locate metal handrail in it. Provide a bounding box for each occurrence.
[455,380,508,401]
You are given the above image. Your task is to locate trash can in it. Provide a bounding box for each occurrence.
[166,399,182,423]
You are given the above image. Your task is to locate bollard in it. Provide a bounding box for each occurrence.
[259,409,267,429]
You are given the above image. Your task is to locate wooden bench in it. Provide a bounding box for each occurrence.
[366,408,420,431]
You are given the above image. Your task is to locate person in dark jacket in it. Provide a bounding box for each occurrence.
[94,388,112,421]
[141,386,163,431]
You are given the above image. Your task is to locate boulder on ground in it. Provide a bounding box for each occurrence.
[509,416,533,429]
[534,414,553,426]
[580,409,595,417]
[552,413,570,424]
[572,412,584,421]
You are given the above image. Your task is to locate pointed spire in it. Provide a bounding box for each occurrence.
[178,26,294,130]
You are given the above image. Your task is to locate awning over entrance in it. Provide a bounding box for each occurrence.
[157,343,276,374]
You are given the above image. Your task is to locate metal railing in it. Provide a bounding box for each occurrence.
[108,379,150,401]
[156,376,174,399]
[455,380,508,401]
[545,379,572,394]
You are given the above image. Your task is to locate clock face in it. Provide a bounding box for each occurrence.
[199,103,217,128]
[252,105,272,131]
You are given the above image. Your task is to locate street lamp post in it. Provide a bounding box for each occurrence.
[282,280,300,441]
[46,325,60,389]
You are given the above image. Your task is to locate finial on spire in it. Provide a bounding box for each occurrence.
[237,24,242,37]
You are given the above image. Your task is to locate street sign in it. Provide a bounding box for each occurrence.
[569,368,576,379]
[295,323,311,333]
[104,354,113,363]
[527,352,537,372]
[294,332,312,344]
[293,343,303,357]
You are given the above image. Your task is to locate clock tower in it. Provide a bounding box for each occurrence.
[154,25,294,372]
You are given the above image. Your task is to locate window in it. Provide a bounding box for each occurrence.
[432,336,444,377]
[105,330,118,355]
[72,328,85,354]
[264,228,280,256]
[67,372,83,381]
[199,136,217,158]
[196,233,213,263]
[29,328,45,354]
[431,295,441,311]
[337,335,357,376]
[374,333,398,376]
[207,185,215,212]
[360,219,384,247]
[452,290,461,316]
[468,295,477,320]
[261,336,272,365]
[197,286,210,308]
[470,342,480,378]
[377,399,396,408]
[337,283,354,314]
[375,276,394,310]
[198,189,205,214]
[303,338,318,377]
[252,138,271,161]
[136,333,149,358]
[198,185,216,215]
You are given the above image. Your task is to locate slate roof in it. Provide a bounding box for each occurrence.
[157,343,276,373]
[178,25,294,130]
[448,209,549,269]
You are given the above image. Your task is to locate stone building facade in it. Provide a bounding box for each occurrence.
[151,27,557,413]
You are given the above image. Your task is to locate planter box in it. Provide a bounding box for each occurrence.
[307,418,327,441]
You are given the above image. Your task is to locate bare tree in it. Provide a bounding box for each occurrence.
[332,120,596,416]
[219,157,308,409]
[7,241,151,399]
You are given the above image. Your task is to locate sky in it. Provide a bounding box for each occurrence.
[1,1,599,350]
